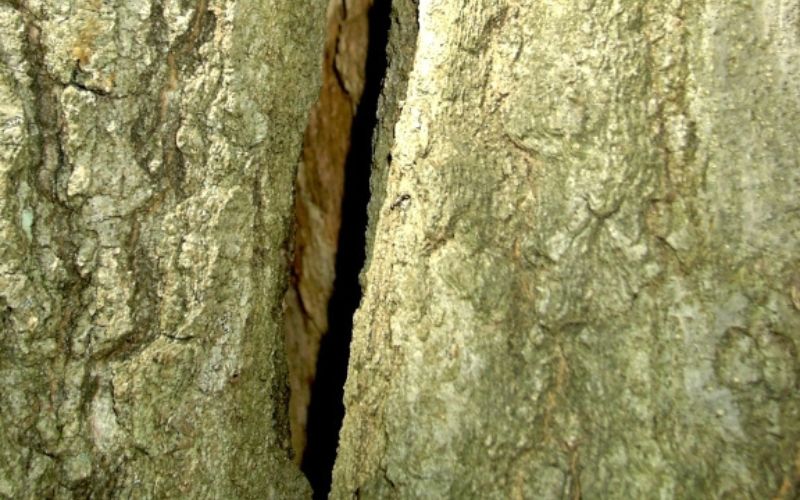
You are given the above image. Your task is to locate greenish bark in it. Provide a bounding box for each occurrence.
[0,0,324,497]
[333,1,800,498]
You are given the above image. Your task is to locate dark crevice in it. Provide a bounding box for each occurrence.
[300,1,393,498]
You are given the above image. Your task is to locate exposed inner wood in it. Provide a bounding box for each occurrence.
[285,0,372,462]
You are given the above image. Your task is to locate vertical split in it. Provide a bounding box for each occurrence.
[284,0,393,496]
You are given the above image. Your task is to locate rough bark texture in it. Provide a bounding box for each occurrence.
[333,1,800,498]
[0,1,324,497]
[285,0,371,462]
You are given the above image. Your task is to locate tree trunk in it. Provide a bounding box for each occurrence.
[0,1,324,497]
[333,1,800,498]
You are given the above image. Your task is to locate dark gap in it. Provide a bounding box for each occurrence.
[300,0,393,498]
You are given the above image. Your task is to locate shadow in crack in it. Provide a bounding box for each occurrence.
[300,0,393,498]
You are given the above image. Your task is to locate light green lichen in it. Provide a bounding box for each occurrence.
[1,0,326,497]
[333,1,800,498]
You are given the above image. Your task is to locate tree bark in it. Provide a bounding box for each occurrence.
[333,1,800,498]
[0,1,324,497]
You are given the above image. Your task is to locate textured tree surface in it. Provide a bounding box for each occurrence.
[0,1,324,497]
[285,0,371,461]
[333,1,800,498]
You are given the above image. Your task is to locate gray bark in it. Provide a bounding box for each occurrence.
[0,1,324,497]
[333,1,800,498]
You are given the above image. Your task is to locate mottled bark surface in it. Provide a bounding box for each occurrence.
[333,1,800,498]
[285,0,371,462]
[0,1,324,497]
